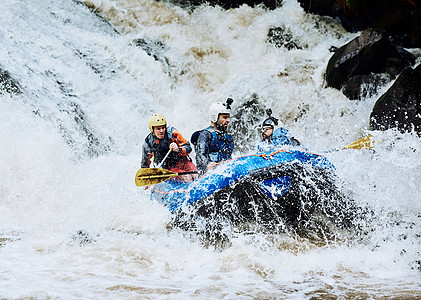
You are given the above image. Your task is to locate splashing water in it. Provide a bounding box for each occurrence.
[1,0,420,298]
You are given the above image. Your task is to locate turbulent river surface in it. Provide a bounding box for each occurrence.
[1,0,420,298]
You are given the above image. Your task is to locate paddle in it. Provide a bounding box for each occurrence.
[135,167,198,187]
[343,135,374,149]
[157,149,171,168]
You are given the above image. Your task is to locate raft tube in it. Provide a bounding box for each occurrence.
[151,148,334,212]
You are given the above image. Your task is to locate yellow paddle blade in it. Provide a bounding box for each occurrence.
[344,135,374,149]
[135,168,178,186]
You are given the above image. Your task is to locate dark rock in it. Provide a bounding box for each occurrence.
[132,38,172,75]
[297,0,344,23]
[297,0,421,48]
[386,46,417,77]
[74,0,120,35]
[341,73,393,100]
[0,69,21,95]
[166,0,281,9]
[363,0,421,48]
[62,101,113,157]
[329,46,338,53]
[267,27,302,50]
[370,65,421,135]
[325,29,415,95]
[132,38,168,61]
[297,0,367,32]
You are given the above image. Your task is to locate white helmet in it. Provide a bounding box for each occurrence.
[209,98,233,123]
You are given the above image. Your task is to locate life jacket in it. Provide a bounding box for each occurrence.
[271,127,292,146]
[145,126,191,168]
[191,126,234,163]
[257,127,300,152]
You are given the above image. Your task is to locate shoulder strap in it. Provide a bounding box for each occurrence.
[191,130,201,146]
[144,132,155,148]
[191,126,212,145]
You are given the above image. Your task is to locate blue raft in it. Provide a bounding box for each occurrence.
[150,148,354,228]
[149,147,360,238]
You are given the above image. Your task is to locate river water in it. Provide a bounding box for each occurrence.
[1,0,420,298]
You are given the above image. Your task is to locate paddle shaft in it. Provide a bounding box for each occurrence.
[157,150,172,168]
[173,170,198,175]
[142,170,198,179]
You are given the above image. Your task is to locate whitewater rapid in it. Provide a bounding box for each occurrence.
[1,0,420,298]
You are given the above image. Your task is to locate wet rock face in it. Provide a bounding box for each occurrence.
[370,65,421,135]
[297,0,344,22]
[132,38,173,76]
[341,73,393,101]
[325,29,416,99]
[297,0,421,48]
[167,0,281,9]
[0,69,21,95]
[267,27,302,50]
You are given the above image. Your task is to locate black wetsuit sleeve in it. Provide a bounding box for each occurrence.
[195,130,213,171]
[141,142,152,168]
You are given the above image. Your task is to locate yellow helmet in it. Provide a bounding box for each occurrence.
[147,113,166,132]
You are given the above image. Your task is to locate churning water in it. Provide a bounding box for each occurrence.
[1,0,420,298]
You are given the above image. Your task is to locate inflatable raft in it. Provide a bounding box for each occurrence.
[149,148,355,231]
